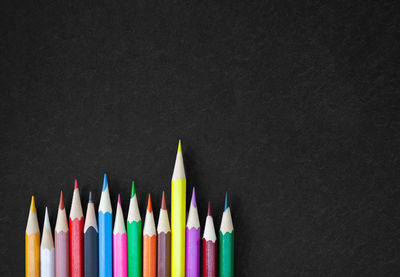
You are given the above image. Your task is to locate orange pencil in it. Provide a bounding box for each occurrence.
[143,194,156,277]
[26,196,40,277]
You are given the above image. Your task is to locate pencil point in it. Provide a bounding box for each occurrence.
[207,201,212,216]
[30,196,36,213]
[191,187,197,208]
[74,179,78,189]
[89,191,93,203]
[161,191,167,210]
[102,173,108,191]
[59,191,64,209]
[224,192,229,211]
[177,139,182,153]
[118,193,121,205]
[131,180,136,198]
[147,194,152,213]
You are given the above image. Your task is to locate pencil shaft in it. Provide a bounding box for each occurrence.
[113,233,128,277]
[84,227,98,277]
[41,248,55,277]
[99,211,112,277]
[70,218,84,277]
[143,235,157,277]
[202,239,216,277]
[127,221,142,277]
[185,228,200,277]
[55,231,69,277]
[171,178,186,277]
[157,232,171,277]
[219,231,234,277]
[26,233,40,277]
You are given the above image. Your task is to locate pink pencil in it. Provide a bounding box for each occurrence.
[55,191,70,277]
[113,194,128,277]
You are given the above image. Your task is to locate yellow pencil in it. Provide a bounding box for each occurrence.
[171,140,186,277]
[26,196,40,277]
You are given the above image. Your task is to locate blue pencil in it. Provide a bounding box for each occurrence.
[98,173,112,277]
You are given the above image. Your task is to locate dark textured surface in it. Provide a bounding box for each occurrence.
[1,1,400,276]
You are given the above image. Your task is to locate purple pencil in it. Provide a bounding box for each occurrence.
[55,191,70,277]
[186,187,200,277]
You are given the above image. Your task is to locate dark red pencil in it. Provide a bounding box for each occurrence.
[202,202,216,277]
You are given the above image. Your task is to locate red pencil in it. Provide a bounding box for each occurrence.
[69,180,84,277]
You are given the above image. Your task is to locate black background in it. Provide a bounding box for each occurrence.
[1,1,400,276]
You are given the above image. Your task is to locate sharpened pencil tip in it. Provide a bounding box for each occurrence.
[102,173,108,191]
[30,196,36,213]
[147,194,152,213]
[161,191,167,210]
[207,201,212,216]
[224,192,229,211]
[89,191,93,203]
[131,180,136,198]
[191,187,197,207]
[74,179,78,189]
[177,139,182,153]
[118,193,121,205]
[59,191,64,209]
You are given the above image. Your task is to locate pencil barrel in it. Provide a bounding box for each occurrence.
[171,178,186,277]
[186,227,200,277]
[219,231,234,277]
[127,221,142,277]
[99,212,112,277]
[26,233,40,277]
[84,227,98,277]
[202,239,216,277]
[157,232,171,277]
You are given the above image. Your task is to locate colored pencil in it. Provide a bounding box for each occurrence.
[55,191,69,277]
[186,188,200,277]
[113,194,128,277]
[70,180,84,277]
[219,193,234,277]
[98,173,112,277]
[157,191,171,277]
[143,194,156,277]
[202,202,216,277]
[41,207,55,277]
[26,196,40,277]
[127,181,142,277]
[84,192,98,277]
[171,140,186,277]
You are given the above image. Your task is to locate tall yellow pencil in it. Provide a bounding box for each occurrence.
[26,196,40,277]
[171,140,186,277]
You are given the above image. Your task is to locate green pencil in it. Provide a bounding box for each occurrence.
[127,181,142,277]
[219,193,234,277]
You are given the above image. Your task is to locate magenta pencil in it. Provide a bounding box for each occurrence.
[185,188,200,277]
[55,191,70,277]
[113,194,128,277]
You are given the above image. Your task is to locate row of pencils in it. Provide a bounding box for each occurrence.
[25,141,234,277]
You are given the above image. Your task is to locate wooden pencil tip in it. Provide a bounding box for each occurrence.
[147,194,152,213]
[118,193,121,205]
[59,191,65,209]
[177,139,182,153]
[30,195,36,213]
[74,179,78,189]
[89,191,93,203]
[161,191,167,210]
[207,201,212,216]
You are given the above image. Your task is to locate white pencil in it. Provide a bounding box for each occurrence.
[41,207,55,277]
